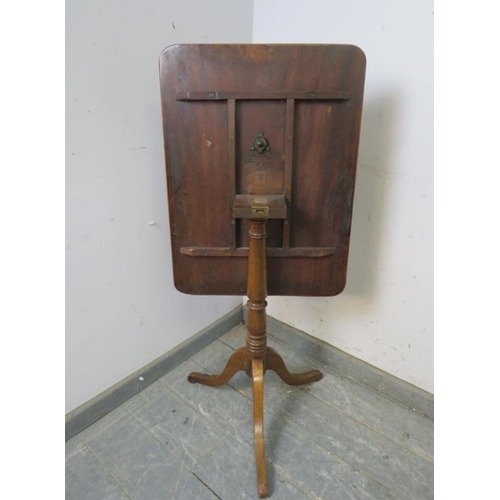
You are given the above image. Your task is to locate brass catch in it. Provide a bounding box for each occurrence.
[251,206,269,216]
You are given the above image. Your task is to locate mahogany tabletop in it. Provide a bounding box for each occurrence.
[159,44,366,296]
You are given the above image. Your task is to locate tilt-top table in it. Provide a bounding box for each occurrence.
[159,44,366,497]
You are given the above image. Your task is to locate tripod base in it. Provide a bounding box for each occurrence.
[188,345,323,498]
[187,346,323,387]
[188,217,323,497]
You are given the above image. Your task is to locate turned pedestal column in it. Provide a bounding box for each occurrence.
[188,218,322,498]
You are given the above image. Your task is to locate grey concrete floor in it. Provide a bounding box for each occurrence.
[66,324,434,500]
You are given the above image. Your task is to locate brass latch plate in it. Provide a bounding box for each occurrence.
[251,206,269,216]
[232,194,287,220]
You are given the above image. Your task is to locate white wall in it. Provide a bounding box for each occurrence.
[66,0,253,413]
[253,0,433,392]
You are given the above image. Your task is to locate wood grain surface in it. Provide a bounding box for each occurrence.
[160,44,366,295]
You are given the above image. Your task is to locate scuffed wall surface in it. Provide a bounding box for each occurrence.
[253,0,433,392]
[66,0,253,412]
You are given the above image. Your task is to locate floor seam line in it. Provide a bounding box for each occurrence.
[79,439,135,500]
[267,332,434,420]
[294,385,434,464]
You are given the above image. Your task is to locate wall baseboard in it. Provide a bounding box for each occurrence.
[65,305,243,441]
[243,307,433,419]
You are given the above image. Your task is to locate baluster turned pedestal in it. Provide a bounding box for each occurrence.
[188,218,323,498]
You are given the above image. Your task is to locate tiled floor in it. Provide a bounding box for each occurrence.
[66,324,434,500]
